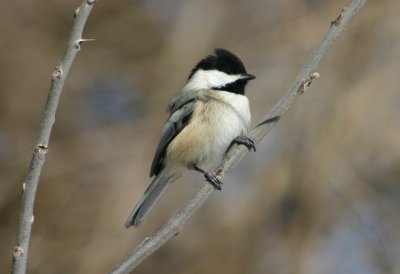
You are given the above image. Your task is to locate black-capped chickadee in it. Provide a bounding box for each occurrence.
[125,48,256,228]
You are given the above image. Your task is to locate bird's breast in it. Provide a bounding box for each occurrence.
[166,90,251,171]
[203,91,251,140]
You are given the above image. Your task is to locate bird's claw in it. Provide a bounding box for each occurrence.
[233,136,256,152]
[204,172,223,190]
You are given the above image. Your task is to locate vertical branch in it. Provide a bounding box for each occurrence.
[11,1,96,274]
[109,0,368,273]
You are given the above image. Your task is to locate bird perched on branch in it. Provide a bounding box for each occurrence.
[125,48,256,228]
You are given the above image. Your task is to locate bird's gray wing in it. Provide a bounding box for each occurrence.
[167,88,204,113]
[150,99,197,177]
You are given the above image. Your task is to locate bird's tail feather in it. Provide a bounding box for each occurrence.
[125,171,173,228]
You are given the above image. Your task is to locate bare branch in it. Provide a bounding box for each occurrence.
[10,1,96,273]
[109,0,368,273]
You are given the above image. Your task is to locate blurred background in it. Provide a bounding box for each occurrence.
[1,0,400,273]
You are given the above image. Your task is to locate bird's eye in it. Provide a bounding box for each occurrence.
[226,69,232,73]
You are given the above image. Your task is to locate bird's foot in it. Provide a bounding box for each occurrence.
[232,135,256,152]
[204,171,223,191]
[193,165,223,190]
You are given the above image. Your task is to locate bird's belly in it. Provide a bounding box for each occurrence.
[166,92,250,172]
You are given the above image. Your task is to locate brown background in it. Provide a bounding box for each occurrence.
[1,0,400,273]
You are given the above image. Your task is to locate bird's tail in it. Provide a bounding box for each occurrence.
[125,170,173,228]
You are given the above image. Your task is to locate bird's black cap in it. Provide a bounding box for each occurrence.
[188,48,249,79]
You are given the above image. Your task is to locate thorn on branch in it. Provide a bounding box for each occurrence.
[12,247,24,260]
[74,7,80,18]
[36,144,48,154]
[331,8,346,26]
[75,38,96,50]
[298,72,320,94]
[87,0,96,4]
[31,216,35,224]
[215,167,225,182]
[52,66,62,80]
[22,183,26,193]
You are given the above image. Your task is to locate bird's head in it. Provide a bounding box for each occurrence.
[186,48,255,95]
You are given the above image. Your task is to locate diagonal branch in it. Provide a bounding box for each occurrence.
[10,1,96,274]
[109,0,368,273]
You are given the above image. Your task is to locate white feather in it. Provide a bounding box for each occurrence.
[165,89,251,172]
[184,69,245,91]
[199,90,251,170]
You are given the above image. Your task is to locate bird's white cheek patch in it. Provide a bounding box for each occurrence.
[205,70,243,88]
[185,69,243,90]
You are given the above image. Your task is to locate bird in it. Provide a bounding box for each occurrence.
[125,48,256,228]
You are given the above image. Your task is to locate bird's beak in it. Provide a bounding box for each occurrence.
[242,74,256,81]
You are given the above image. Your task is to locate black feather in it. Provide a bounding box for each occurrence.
[188,48,248,79]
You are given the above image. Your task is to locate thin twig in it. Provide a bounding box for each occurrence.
[10,1,96,273]
[110,0,368,273]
